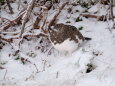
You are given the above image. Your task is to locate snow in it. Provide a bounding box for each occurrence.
[88,3,109,15]
[1,1,115,86]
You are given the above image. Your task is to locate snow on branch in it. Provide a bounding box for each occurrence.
[2,10,25,31]
[20,0,35,38]
[1,33,48,43]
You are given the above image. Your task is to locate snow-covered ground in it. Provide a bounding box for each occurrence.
[1,1,115,86]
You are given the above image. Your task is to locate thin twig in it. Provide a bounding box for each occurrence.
[47,46,53,56]
[56,72,59,78]
[3,69,7,80]
[80,13,115,21]
[34,64,39,73]
[43,60,46,71]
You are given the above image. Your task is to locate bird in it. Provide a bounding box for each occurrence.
[48,23,91,55]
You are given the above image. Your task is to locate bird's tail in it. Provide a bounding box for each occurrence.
[84,37,92,41]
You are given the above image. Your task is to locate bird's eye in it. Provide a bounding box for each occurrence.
[23,1,27,4]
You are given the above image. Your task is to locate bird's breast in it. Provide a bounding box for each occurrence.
[51,38,82,53]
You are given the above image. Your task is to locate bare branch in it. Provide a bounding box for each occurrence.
[33,15,43,29]
[6,0,14,14]
[2,11,25,31]
[110,0,114,22]
[1,33,48,43]
[41,11,48,33]
[48,2,68,28]
[80,13,115,21]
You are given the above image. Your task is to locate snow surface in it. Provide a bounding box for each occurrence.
[1,1,115,86]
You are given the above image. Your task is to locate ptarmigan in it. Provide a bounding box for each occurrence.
[48,23,91,54]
